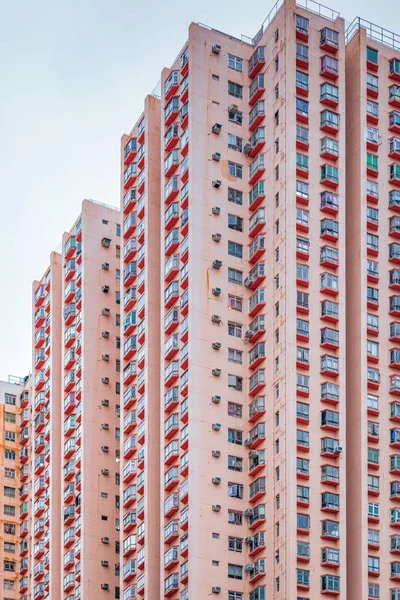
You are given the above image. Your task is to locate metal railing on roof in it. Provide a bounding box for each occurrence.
[296,0,339,21]
[346,17,400,50]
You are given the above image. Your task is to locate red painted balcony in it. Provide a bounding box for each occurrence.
[123,163,137,190]
[249,46,265,79]
[124,137,137,166]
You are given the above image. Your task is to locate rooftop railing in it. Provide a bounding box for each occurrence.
[346,17,400,50]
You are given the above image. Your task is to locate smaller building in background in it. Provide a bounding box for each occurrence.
[0,375,29,600]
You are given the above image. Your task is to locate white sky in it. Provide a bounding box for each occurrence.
[0,0,398,380]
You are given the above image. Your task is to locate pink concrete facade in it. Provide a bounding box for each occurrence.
[346,23,400,600]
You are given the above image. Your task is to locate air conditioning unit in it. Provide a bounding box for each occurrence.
[101,446,109,453]
[212,152,221,161]
[101,537,109,544]
[102,331,110,338]
[244,277,253,288]
[101,560,109,567]
[212,423,221,431]
[101,237,111,248]
[244,508,253,517]
[245,536,252,543]
[101,399,109,407]
[245,563,255,571]
[102,285,110,293]
[334,446,343,454]
[212,233,222,242]
[212,395,221,403]
[213,259,222,269]
[212,587,221,594]
[102,263,110,270]
[212,287,222,296]
[102,308,111,316]
[248,450,258,458]
[212,44,221,54]
[100,583,110,590]
[212,504,221,512]
[212,206,221,215]
[245,329,255,340]
[212,368,221,377]
[212,180,221,188]
[211,315,222,324]
[212,342,221,350]
[228,104,239,113]
[102,354,110,361]
[212,450,221,458]
[101,423,109,430]
[212,477,221,485]
[102,377,110,384]
[101,469,109,476]
[244,438,251,447]
[244,143,252,155]
[212,123,222,135]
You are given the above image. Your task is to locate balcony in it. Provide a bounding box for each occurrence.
[249,287,265,317]
[321,110,339,134]
[34,284,46,306]
[249,74,265,105]
[321,164,339,189]
[249,181,265,212]
[391,164,400,187]
[249,46,265,79]
[249,100,265,131]
[321,218,339,242]
[249,154,265,185]
[320,246,339,269]
[165,228,179,256]
[321,328,339,350]
[320,27,339,53]
[124,163,137,190]
[320,55,339,80]
[123,460,137,483]
[249,207,266,237]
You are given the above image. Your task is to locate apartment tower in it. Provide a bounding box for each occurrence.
[0,377,26,600]
[29,250,62,600]
[346,19,400,600]
[121,0,347,597]
[30,199,122,600]
[120,94,161,597]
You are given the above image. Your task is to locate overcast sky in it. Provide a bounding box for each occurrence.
[0,0,398,380]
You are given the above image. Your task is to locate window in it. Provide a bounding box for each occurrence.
[368,583,380,599]
[275,110,279,126]
[297,346,309,365]
[228,564,243,579]
[296,14,309,34]
[297,292,309,311]
[296,125,308,145]
[367,153,378,171]
[228,348,243,364]
[4,468,15,478]
[296,153,309,172]
[296,43,308,62]
[228,188,243,205]
[228,322,242,338]
[367,340,379,358]
[116,268,121,282]
[4,506,15,516]
[297,513,310,530]
[228,483,244,499]
[4,432,15,442]
[3,487,15,498]
[296,180,309,199]
[228,268,243,285]
[5,395,16,406]
[228,241,243,259]
[367,99,379,118]
[275,54,279,71]
[228,135,243,152]
[4,412,15,423]
[296,97,308,116]
[228,593,243,600]
[4,450,15,460]
[367,47,378,65]
[228,402,242,418]
[228,81,243,98]
[228,456,243,472]
[296,70,308,90]
[228,429,243,445]
[228,55,243,72]
[228,110,243,125]
[297,485,309,503]
[297,429,309,448]
[228,537,243,552]
[228,295,243,311]
[367,73,378,92]
[228,162,243,178]
[228,510,243,525]
[228,375,243,392]
[228,214,243,231]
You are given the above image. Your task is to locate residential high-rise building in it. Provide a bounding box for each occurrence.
[0,376,26,600]
[29,199,122,600]
[30,251,62,600]
[122,0,347,598]
[346,19,400,600]
[120,94,161,598]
